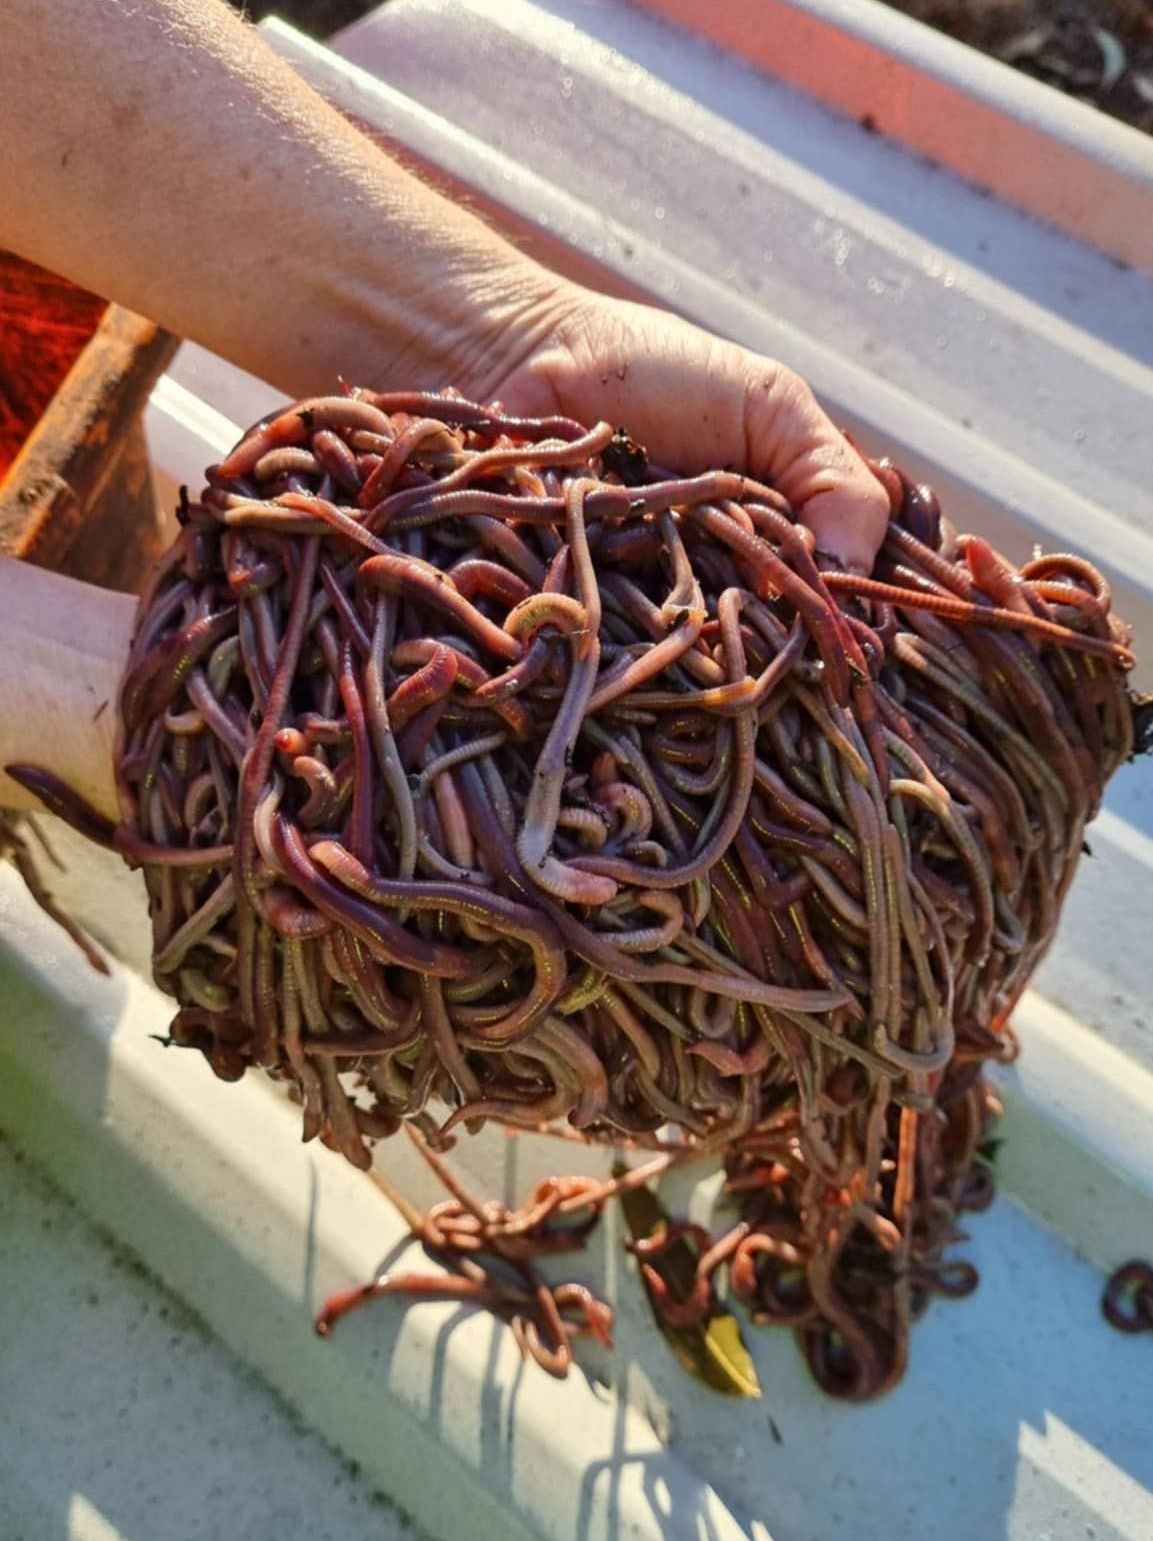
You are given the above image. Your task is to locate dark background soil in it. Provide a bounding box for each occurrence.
[233,0,1153,136]
[892,1,1153,132]
[233,0,375,35]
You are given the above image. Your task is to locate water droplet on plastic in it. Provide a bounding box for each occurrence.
[654,206,666,221]
[935,336,948,350]
[1074,428,1086,443]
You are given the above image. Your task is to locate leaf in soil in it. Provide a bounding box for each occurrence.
[616,1163,761,1398]
[1094,29,1128,91]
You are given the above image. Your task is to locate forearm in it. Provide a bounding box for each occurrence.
[0,558,130,819]
[0,0,568,398]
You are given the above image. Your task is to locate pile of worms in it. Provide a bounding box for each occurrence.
[11,386,1137,1398]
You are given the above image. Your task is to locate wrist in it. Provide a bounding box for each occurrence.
[268,204,585,404]
[375,246,586,407]
[451,264,586,406]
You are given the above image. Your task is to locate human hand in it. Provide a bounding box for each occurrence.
[486,291,890,575]
[0,299,887,824]
[0,291,890,822]
[1,0,885,579]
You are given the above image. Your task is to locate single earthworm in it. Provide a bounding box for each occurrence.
[357,417,464,507]
[587,602,708,713]
[824,570,1132,664]
[515,480,617,906]
[447,557,533,609]
[358,551,523,663]
[364,423,619,530]
[219,396,394,479]
[363,390,589,441]
[504,592,590,652]
[386,642,459,733]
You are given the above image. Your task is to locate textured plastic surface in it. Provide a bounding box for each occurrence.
[0,1141,422,1541]
[2,821,1152,1541]
[625,0,1153,274]
[3,6,1153,1539]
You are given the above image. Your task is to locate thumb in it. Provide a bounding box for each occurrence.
[746,365,890,574]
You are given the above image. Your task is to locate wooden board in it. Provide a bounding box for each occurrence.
[0,252,178,591]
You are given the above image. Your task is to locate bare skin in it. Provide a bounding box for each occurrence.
[0,0,887,811]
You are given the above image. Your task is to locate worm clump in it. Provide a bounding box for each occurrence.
[16,386,1135,1397]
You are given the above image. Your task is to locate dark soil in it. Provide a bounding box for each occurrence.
[888,1,1153,133]
[234,0,1153,136]
[232,1,377,37]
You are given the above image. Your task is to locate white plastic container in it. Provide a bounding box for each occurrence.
[2,5,1151,1538]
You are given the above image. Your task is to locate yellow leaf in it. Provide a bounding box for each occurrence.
[616,1163,762,1399]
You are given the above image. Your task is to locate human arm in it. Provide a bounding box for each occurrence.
[0,557,130,817]
[0,0,887,569]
